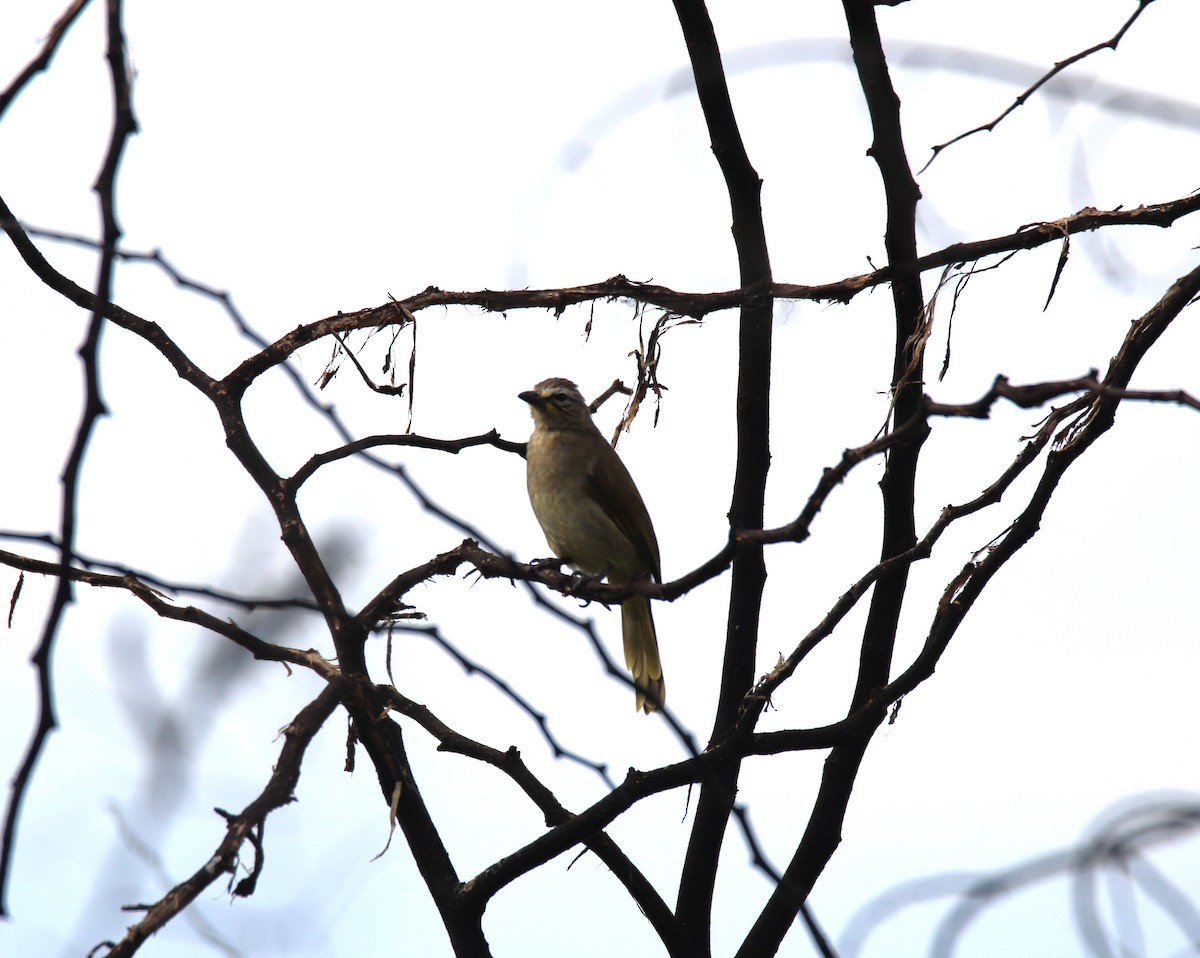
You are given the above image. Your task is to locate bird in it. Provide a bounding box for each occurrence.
[519,377,665,713]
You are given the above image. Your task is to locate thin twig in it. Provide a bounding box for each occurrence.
[921,0,1160,171]
[0,530,323,612]
[389,623,616,787]
[0,0,92,121]
[93,683,343,958]
[0,0,138,918]
[0,548,339,677]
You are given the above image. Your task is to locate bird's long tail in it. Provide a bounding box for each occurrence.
[621,596,664,713]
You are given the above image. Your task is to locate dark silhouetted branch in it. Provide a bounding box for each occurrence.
[288,431,525,491]
[738,1,927,952]
[378,686,697,957]
[95,683,343,958]
[0,0,138,918]
[667,0,777,947]
[0,530,323,612]
[0,0,92,120]
[0,548,338,677]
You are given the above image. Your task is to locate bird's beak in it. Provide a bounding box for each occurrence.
[518,390,542,406]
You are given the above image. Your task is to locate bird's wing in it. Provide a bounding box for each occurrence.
[585,447,662,581]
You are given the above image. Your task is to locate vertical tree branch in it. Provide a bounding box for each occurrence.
[342,679,490,957]
[0,0,137,916]
[842,0,926,713]
[738,2,927,953]
[669,0,774,950]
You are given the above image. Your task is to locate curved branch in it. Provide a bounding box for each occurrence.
[0,196,219,396]
[0,530,324,612]
[0,549,337,677]
[0,0,92,120]
[890,261,1200,701]
[95,683,343,958]
[8,195,1199,375]
[378,687,694,956]
[287,430,525,492]
[922,0,1161,170]
[0,0,140,918]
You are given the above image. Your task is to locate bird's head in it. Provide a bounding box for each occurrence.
[518,378,594,430]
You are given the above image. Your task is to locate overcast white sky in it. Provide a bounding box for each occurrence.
[2,1,1199,956]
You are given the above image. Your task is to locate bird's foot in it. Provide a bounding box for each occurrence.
[528,556,566,572]
[564,568,607,591]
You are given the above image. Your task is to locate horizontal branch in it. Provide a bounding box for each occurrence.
[925,372,1200,418]
[212,195,1200,386]
[459,692,903,904]
[0,549,336,677]
[6,367,1186,666]
[288,430,526,492]
[8,190,1198,387]
[0,530,322,612]
[353,360,1197,627]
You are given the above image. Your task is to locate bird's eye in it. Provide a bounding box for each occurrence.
[551,392,572,405]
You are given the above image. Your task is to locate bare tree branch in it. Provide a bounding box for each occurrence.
[93,683,343,958]
[0,548,338,676]
[339,677,487,954]
[0,530,324,612]
[388,623,616,787]
[3,2,1198,954]
[6,196,1200,376]
[666,0,777,945]
[0,0,138,917]
[287,431,525,492]
[377,686,697,957]
[922,0,1160,170]
[882,260,1200,728]
[0,0,92,121]
[737,0,927,951]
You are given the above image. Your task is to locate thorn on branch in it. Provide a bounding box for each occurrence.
[7,571,22,627]
[345,716,357,773]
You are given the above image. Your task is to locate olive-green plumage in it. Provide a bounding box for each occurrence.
[519,377,664,713]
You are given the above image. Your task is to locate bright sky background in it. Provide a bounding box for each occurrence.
[2,2,1199,957]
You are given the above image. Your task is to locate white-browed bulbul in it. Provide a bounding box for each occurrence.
[519,377,665,713]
